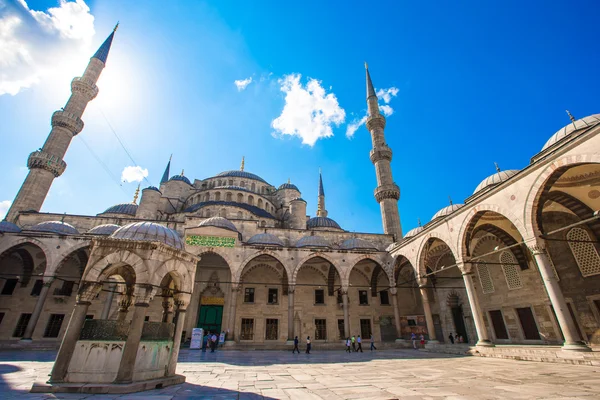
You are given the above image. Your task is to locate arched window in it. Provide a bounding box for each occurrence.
[229,179,234,185]
[476,263,494,294]
[567,227,600,277]
[251,182,256,192]
[219,208,227,218]
[248,195,254,206]
[500,251,522,290]
[215,192,221,201]
[205,209,211,217]
[237,193,243,203]
[204,193,210,202]
[240,181,246,188]
[217,180,221,186]
[258,199,263,208]
[226,192,232,202]
[261,221,266,227]
[237,211,243,219]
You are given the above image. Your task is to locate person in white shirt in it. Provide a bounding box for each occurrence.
[305,336,311,354]
[356,335,363,352]
[345,337,351,353]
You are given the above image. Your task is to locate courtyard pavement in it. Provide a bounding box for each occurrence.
[0,348,599,399]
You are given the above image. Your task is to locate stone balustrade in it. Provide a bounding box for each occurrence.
[51,110,84,135]
[71,77,99,101]
[374,183,401,202]
[27,150,67,177]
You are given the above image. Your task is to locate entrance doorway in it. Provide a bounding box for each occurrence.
[197,303,223,334]
[452,306,469,343]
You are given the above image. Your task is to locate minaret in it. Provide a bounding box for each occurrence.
[316,169,328,217]
[6,26,119,222]
[160,155,172,184]
[365,63,402,239]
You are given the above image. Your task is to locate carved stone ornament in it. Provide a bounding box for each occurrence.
[133,284,155,305]
[388,287,398,295]
[77,281,103,303]
[527,240,546,256]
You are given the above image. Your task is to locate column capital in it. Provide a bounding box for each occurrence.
[526,238,546,255]
[42,276,56,286]
[76,281,102,303]
[287,285,296,294]
[133,284,154,306]
[174,292,191,310]
[389,287,397,295]
[231,283,242,293]
[340,288,349,296]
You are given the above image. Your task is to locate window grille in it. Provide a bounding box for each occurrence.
[315,319,327,340]
[265,319,278,340]
[1,279,18,295]
[244,288,255,303]
[380,290,390,305]
[500,251,523,290]
[44,314,65,338]
[268,288,278,304]
[30,280,44,296]
[13,314,32,337]
[359,290,369,305]
[476,263,495,294]
[53,280,75,296]
[360,319,372,338]
[315,289,325,304]
[567,227,600,277]
[240,318,254,340]
[337,319,345,339]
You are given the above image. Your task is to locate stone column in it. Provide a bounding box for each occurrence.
[287,286,295,341]
[389,287,402,339]
[22,277,54,340]
[100,282,117,320]
[226,285,240,341]
[50,282,101,383]
[167,293,189,376]
[115,285,153,383]
[419,285,438,343]
[460,268,493,347]
[528,241,590,351]
[162,297,175,323]
[342,289,350,338]
[117,289,133,321]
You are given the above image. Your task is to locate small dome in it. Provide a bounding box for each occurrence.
[31,221,79,235]
[432,204,464,220]
[542,114,600,151]
[100,203,138,216]
[403,226,424,238]
[214,170,268,184]
[247,233,284,246]
[143,186,161,193]
[198,216,238,232]
[87,224,120,235]
[296,235,331,248]
[111,222,184,250]
[0,221,21,233]
[340,238,378,250]
[291,197,306,203]
[474,170,519,194]
[169,174,192,185]
[306,217,342,230]
[278,183,300,191]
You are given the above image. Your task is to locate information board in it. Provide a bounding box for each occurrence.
[190,328,203,350]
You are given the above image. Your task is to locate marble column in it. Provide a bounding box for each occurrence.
[461,268,493,346]
[528,241,590,351]
[226,285,240,341]
[115,285,153,383]
[50,282,101,383]
[389,287,402,339]
[419,285,438,343]
[287,286,295,341]
[342,289,350,338]
[167,294,189,376]
[22,277,54,340]
[100,282,117,320]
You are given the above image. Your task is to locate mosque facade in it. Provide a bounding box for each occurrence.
[0,27,599,361]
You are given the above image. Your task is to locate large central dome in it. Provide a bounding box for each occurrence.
[214,170,268,184]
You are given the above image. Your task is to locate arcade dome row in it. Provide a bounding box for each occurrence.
[404,113,600,239]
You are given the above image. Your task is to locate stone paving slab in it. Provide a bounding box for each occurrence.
[0,349,600,399]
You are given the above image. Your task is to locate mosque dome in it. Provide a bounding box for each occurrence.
[291,197,306,203]
[99,202,138,216]
[473,169,520,194]
[542,114,600,151]
[87,224,120,235]
[214,170,268,184]
[306,217,342,230]
[404,226,424,238]
[247,233,285,246]
[30,221,79,235]
[278,182,300,191]
[296,235,331,248]
[111,222,184,250]
[169,174,192,185]
[0,221,22,233]
[432,204,464,220]
[340,238,378,250]
[143,186,161,193]
[198,216,238,232]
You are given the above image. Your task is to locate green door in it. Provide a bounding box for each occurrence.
[197,305,223,334]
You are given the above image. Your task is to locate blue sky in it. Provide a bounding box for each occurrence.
[1,0,599,234]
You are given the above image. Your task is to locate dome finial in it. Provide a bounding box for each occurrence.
[448,195,453,205]
[494,162,501,173]
[240,156,245,171]
[133,184,140,204]
[566,110,576,123]
[364,61,368,70]
[113,22,119,32]
[288,178,291,184]
[418,218,422,227]
[61,212,66,223]
[181,169,184,176]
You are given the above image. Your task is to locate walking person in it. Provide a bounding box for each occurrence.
[305,336,311,354]
[210,333,218,352]
[351,335,356,352]
[345,337,351,353]
[448,333,454,344]
[357,335,363,352]
[292,336,300,354]
[411,332,417,349]
[455,333,459,344]
[420,334,425,348]
[370,334,377,351]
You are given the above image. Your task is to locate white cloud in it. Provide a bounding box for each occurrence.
[376,87,399,104]
[234,77,252,91]
[121,166,148,183]
[379,104,394,116]
[271,74,345,146]
[346,115,367,138]
[0,200,11,219]
[0,0,95,96]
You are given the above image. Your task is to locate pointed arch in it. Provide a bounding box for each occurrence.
[84,250,149,285]
[293,252,342,286]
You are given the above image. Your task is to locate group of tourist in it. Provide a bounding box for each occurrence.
[291,334,378,354]
[410,332,426,349]
[448,333,465,344]
[203,331,220,352]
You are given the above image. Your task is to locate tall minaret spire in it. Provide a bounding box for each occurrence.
[6,27,118,222]
[365,63,402,239]
[160,154,172,184]
[316,169,328,217]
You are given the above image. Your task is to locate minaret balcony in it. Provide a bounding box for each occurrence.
[374,183,400,202]
[27,150,67,177]
[366,114,386,131]
[370,146,393,163]
[71,77,99,100]
[51,110,84,135]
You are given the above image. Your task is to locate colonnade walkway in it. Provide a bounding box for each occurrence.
[1,349,599,399]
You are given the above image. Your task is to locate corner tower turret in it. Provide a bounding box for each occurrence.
[365,63,402,239]
[6,26,119,222]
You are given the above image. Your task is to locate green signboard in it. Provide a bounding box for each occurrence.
[186,235,235,248]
